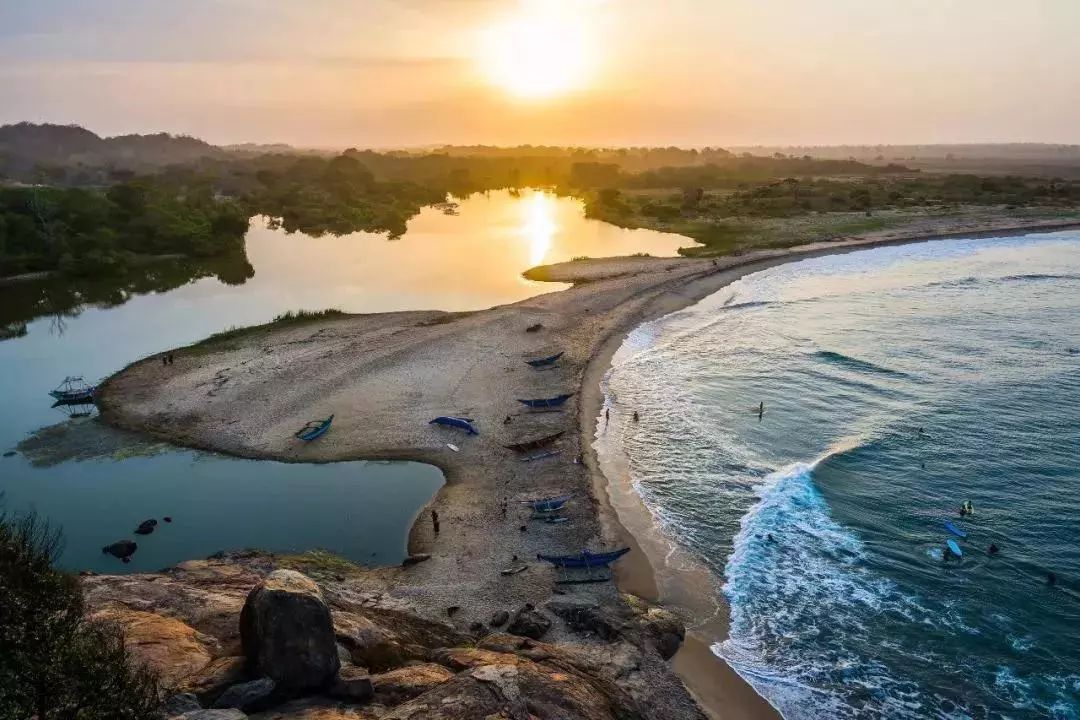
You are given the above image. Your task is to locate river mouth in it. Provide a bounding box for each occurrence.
[0,190,692,573]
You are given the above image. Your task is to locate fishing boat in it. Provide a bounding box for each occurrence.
[295,415,334,442]
[48,376,96,404]
[517,393,574,409]
[429,416,478,435]
[536,548,630,569]
[504,430,564,452]
[525,351,564,368]
[521,494,571,513]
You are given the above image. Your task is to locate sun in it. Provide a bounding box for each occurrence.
[478,1,595,100]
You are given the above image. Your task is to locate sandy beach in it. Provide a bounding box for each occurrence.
[97,215,1080,720]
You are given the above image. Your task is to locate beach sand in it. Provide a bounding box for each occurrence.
[98,215,1080,719]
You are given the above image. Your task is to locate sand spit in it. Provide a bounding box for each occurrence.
[98,215,1080,719]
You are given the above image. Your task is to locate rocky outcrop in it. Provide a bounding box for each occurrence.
[240,570,340,692]
[506,603,551,640]
[82,553,703,720]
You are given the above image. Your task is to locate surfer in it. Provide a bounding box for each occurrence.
[988,543,999,555]
[758,401,764,419]
[1047,572,1057,586]
[632,411,640,422]
[766,533,776,543]
[959,500,973,516]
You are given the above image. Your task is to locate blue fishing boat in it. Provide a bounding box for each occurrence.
[517,393,574,409]
[536,548,630,568]
[48,376,96,404]
[522,494,571,513]
[295,415,333,442]
[525,351,564,368]
[429,416,478,435]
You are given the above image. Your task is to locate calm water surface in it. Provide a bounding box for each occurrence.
[0,190,691,572]
[601,232,1080,719]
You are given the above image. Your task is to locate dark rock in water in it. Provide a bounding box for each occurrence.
[240,569,340,692]
[162,692,202,716]
[401,553,430,567]
[212,676,276,712]
[2,450,15,457]
[102,539,137,559]
[329,666,374,702]
[164,516,173,523]
[134,519,157,535]
[490,610,510,627]
[507,604,551,640]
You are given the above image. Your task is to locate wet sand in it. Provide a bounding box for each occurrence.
[98,215,1080,720]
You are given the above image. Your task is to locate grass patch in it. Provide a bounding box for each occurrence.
[184,308,345,355]
[277,549,364,577]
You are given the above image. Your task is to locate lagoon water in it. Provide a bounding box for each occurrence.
[601,232,1080,718]
[0,190,690,573]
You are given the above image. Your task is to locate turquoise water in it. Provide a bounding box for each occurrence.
[1,190,687,572]
[602,233,1080,718]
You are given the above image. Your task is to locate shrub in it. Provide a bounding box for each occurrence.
[0,508,161,719]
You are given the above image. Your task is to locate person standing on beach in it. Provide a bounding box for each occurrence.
[432,510,440,534]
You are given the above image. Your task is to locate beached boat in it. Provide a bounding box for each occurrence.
[525,351,564,368]
[521,494,571,513]
[48,376,96,404]
[504,430,565,452]
[295,415,334,441]
[429,416,478,435]
[517,393,574,409]
[536,548,630,568]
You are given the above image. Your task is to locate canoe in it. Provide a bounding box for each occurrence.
[517,393,574,409]
[429,416,478,435]
[505,430,564,452]
[49,376,96,404]
[536,548,630,569]
[521,494,571,513]
[295,415,333,442]
[526,351,564,368]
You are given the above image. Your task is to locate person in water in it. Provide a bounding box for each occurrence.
[632,411,640,422]
[758,401,764,419]
[989,543,1000,555]
[1047,572,1057,586]
[960,500,974,516]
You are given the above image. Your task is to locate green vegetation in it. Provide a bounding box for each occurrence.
[186,308,345,355]
[277,549,364,578]
[0,508,160,719]
[0,182,248,277]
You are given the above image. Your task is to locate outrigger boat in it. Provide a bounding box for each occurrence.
[521,494,571,513]
[525,351,564,369]
[517,393,574,410]
[295,415,334,442]
[536,548,630,569]
[429,416,478,435]
[48,377,96,405]
[504,430,564,453]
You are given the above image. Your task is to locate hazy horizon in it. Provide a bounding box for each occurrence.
[3,1,1080,148]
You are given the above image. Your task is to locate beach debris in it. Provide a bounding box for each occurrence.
[500,564,528,576]
[525,323,544,333]
[163,516,173,523]
[134,518,158,535]
[446,443,459,452]
[102,539,137,560]
[490,610,510,627]
[446,606,461,617]
[402,553,431,567]
[507,604,551,640]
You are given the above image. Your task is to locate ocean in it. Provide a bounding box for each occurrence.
[599,232,1080,719]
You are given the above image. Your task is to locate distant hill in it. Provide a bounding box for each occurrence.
[0,122,228,182]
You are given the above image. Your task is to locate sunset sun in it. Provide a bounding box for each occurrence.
[478,1,596,100]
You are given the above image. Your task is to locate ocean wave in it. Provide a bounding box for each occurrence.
[811,349,912,379]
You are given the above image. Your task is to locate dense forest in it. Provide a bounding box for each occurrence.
[4,123,1080,280]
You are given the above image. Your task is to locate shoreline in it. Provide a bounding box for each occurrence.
[95,215,1080,719]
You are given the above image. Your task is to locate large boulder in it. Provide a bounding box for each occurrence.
[547,596,686,660]
[240,570,340,691]
[506,604,551,640]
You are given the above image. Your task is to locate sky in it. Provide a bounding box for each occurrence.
[2,0,1079,148]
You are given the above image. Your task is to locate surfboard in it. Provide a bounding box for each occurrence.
[946,539,963,558]
[446,443,459,452]
[944,521,968,538]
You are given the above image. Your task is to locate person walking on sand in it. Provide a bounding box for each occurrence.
[605,408,610,425]
[432,510,440,535]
